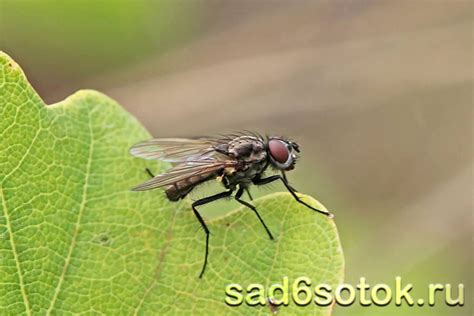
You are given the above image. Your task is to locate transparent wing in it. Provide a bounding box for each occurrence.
[131,159,235,191]
[129,138,223,162]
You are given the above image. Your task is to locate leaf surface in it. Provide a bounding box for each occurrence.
[0,52,344,315]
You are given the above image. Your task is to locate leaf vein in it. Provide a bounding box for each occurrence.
[0,187,32,316]
[46,110,95,315]
[133,203,182,315]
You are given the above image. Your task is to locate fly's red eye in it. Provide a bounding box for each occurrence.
[268,139,290,163]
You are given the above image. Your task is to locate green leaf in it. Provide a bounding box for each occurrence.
[0,52,344,315]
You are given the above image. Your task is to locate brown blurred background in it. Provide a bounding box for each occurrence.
[1,0,472,315]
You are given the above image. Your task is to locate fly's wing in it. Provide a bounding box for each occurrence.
[130,138,223,162]
[131,159,236,191]
[130,137,237,191]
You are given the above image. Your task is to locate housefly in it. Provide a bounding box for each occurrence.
[130,133,334,278]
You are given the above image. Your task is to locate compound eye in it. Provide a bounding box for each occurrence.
[268,139,290,164]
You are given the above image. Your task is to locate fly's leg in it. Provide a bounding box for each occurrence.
[282,171,297,192]
[192,190,233,278]
[253,175,334,218]
[145,168,155,178]
[245,188,254,201]
[235,187,274,240]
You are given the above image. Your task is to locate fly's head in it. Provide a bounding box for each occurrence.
[267,137,300,171]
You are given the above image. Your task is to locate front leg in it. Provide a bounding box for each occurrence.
[253,175,334,218]
[281,171,297,192]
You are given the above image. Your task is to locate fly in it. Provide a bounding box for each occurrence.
[130,133,334,278]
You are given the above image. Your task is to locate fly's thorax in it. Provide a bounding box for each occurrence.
[223,158,268,187]
[222,136,268,185]
[227,135,267,163]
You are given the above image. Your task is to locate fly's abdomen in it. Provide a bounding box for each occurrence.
[165,173,215,201]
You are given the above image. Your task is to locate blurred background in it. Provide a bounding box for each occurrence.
[1,0,472,315]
